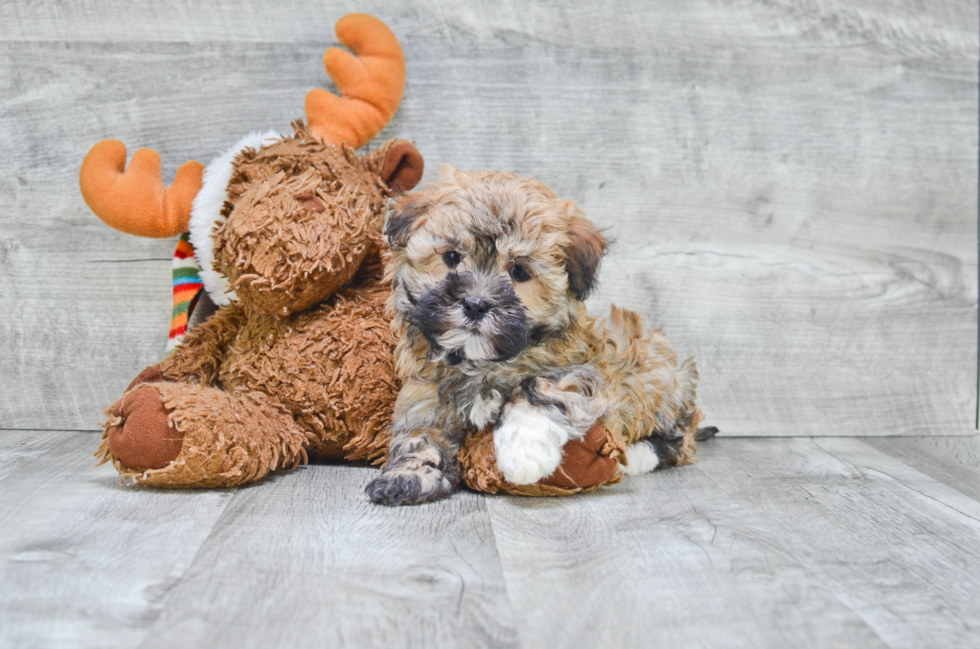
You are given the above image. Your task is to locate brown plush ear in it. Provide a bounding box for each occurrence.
[382,141,424,193]
[564,215,608,300]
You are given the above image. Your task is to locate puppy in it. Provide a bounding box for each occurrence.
[367,168,712,506]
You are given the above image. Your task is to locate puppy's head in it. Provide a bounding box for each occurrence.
[386,167,607,364]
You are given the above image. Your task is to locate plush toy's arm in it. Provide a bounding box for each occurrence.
[154,303,246,386]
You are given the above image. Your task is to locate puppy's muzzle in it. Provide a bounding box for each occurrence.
[462,296,491,322]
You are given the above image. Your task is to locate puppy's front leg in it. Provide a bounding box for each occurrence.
[494,367,609,485]
[366,431,460,506]
[367,380,462,506]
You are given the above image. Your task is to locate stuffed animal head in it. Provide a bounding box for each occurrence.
[206,127,421,316]
[79,14,423,317]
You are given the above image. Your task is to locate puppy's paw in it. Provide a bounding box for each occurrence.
[494,402,576,485]
[620,439,661,475]
[366,467,455,506]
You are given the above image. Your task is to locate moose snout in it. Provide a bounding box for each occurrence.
[462,296,491,321]
[295,193,325,213]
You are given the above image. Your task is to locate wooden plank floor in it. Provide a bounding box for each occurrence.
[1,431,979,649]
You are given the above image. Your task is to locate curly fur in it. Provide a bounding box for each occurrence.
[368,168,706,505]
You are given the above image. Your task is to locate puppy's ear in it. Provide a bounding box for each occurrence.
[563,215,608,300]
[386,193,428,249]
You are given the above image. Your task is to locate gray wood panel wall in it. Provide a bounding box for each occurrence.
[1,0,976,435]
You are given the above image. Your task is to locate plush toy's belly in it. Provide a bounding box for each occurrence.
[218,282,396,463]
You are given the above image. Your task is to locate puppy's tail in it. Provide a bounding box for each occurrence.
[695,426,719,442]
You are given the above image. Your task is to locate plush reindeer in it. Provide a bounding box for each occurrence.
[80,14,424,487]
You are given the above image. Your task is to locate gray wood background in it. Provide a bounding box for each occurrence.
[0,0,975,435]
[2,2,980,647]
[0,0,978,435]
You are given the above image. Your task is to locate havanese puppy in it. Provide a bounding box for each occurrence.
[366,168,714,506]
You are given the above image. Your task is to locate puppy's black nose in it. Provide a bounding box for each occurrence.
[462,296,491,321]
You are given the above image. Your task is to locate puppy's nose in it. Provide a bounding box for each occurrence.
[462,296,491,321]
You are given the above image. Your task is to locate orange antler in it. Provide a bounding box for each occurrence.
[79,139,204,238]
[305,13,406,149]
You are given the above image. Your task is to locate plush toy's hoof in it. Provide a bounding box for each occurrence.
[537,423,621,490]
[106,385,184,470]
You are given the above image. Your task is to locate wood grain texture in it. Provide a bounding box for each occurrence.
[485,437,980,649]
[863,435,980,501]
[0,0,976,54]
[135,464,518,649]
[0,430,518,649]
[0,430,235,649]
[6,432,980,648]
[0,2,975,432]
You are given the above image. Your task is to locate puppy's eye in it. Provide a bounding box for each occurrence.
[509,264,531,282]
[443,251,462,268]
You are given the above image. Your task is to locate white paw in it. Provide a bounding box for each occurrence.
[620,441,660,476]
[494,402,574,485]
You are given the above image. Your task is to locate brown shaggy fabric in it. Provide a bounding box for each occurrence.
[98,129,416,488]
[214,276,396,464]
[459,424,625,496]
[158,305,247,388]
[113,264,397,487]
[98,382,311,488]
[214,124,389,317]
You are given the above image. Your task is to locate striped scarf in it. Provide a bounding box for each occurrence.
[167,233,204,353]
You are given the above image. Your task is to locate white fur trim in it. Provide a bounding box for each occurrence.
[494,401,581,485]
[188,130,281,305]
[620,442,660,476]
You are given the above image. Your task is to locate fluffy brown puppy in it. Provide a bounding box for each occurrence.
[367,168,713,506]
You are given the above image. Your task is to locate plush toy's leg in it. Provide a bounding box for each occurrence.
[492,367,609,485]
[459,422,625,496]
[98,381,312,488]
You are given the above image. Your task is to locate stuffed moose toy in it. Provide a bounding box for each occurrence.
[80,14,623,495]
